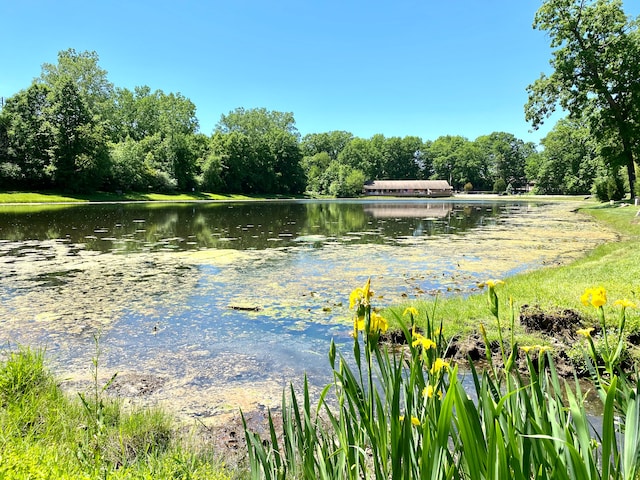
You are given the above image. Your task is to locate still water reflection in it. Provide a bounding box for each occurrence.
[0,199,613,421]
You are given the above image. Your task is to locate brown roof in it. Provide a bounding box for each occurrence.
[363,180,452,190]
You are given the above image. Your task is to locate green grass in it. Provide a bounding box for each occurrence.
[0,190,307,204]
[0,347,234,479]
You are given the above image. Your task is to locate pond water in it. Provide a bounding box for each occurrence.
[0,199,615,422]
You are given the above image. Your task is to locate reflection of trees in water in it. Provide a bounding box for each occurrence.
[303,202,368,237]
[0,201,517,253]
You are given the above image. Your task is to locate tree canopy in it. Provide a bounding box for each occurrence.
[525,0,640,199]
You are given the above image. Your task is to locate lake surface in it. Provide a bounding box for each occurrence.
[0,199,615,422]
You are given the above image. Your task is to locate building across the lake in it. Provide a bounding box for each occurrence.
[363,180,453,197]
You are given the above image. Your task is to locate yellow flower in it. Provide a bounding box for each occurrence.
[354,312,388,335]
[403,307,419,318]
[371,312,388,333]
[537,345,550,355]
[614,299,636,309]
[400,415,421,426]
[430,358,450,374]
[581,287,607,308]
[521,345,535,353]
[349,288,364,309]
[349,278,373,310]
[576,327,594,338]
[483,279,504,289]
[423,385,443,399]
[411,332,436,350]
[363,277,371,300]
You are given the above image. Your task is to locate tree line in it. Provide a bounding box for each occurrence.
[1,0,638,200]
[0,50,535,197]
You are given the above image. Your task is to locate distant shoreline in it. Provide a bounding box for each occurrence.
[0,191,590,206]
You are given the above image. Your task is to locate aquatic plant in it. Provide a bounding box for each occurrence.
[243,279,640,479]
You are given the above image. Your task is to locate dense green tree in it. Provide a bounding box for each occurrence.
[428,135,489,190]
[525,0,640,199]
[106,137,150,191]
[49,80,110,191]
[532,117,606,194]
[378,135,425,179]
[301,131,353,160]
[338,137,381,180]
[38,49,115,130]
[199,151,224,192]
[109,87,200,190]
[112,86,160,142]
[323,161,366,197]
[212,108,304,194]
[475,132,533,190]
[1,84,54,188]
[217,107,298,138]
[301,151,333,194]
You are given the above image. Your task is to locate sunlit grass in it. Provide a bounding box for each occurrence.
[0,190,307,204]
[0,347,233,479]
[0,191,88,203]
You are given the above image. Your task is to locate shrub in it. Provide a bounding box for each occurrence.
[493,177,506,193]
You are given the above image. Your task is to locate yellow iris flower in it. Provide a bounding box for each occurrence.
[581,287,607,308]
[371,312,388,333]
[349,288,364,309]
[355,312,388,334]
[399,415,421,426]
[423,385,443,399]
[484,279,504,288]
[576,327,594,338]
[430,358,450,374]
[349,278,373,309]
[614,299,636,309]
[403,307,419,317]
[411,332,436,350]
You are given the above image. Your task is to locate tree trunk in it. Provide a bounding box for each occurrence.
[626,156,636,201]
[621,136,637,200]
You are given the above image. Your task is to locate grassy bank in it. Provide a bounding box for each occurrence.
[0,347,235,479]
[385,202,640,364]
[0,190,305,204]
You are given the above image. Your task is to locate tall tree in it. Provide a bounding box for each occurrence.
[428,135,488,190]
[475,132,533,190]
[533,117,605,194]
[213,108,304,194]
[1,84,55,188]
[49,80,109,191]
[338,137,381,180]
[525,0,640,199]
[38,49,115,125]
[379,135,425,179]
[301,131,354,160]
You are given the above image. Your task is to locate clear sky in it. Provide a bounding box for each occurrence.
[1,1,638,146]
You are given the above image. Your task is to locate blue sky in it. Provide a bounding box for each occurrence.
[1,1,638,145]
